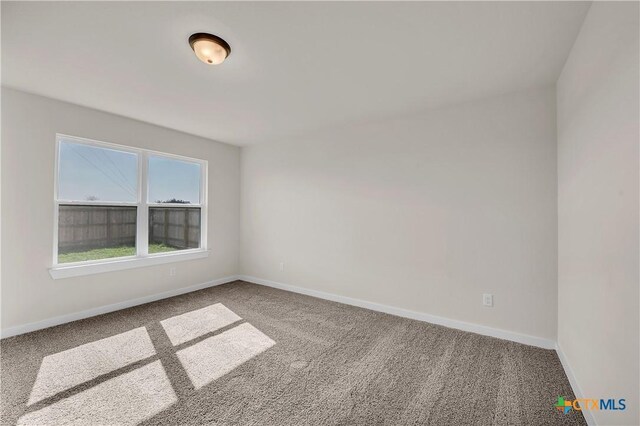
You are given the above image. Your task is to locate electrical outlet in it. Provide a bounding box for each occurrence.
[483,293,493,307]
[169,267,176,277]
[279,262,285,271]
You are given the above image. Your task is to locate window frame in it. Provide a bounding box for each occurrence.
[50,134,208,279]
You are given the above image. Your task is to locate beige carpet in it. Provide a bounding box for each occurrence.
[1,280,585,425]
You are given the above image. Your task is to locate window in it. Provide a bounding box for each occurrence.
[53,134,207,276]
[148,156,202,254]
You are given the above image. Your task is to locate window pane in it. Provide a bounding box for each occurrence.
[58,205,137,263]
[149,207,201,253]
[148,156,201,204]
[58,140,138,202]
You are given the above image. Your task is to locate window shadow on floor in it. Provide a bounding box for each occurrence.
[17,303,275,426]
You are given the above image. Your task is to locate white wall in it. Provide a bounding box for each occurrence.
[557,2,639,425]
[241,86,558,341]
[1,88,241,332]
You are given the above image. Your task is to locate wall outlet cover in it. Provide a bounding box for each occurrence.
[483,293,493,307]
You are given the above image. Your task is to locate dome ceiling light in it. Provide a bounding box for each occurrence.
[188,33,231,65]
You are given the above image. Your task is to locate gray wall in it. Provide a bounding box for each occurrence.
[241,86,558,341]
[1,88,241,330]
[557,2,639,425]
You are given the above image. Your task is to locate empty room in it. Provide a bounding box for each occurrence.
[1,1,638,425]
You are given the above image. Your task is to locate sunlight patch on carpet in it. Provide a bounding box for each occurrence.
[28,327,156,405]
[161,303,242,346]
[18,361,176,426]
[177,322,275,389]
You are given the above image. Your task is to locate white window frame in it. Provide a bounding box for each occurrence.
[50,134,209,279]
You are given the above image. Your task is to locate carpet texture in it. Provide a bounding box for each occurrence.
[1,280,586,425]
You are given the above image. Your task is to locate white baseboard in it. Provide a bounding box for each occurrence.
[556,343,597,426]
[0,275,240,339]
[238,275,556,350]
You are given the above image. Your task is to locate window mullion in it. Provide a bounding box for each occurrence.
[200,163,207,250]
[137,151,149,256]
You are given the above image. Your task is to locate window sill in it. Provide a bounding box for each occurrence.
[49,250,210,280]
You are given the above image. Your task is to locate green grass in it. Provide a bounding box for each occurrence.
[148,243,178,254]
[58,243,179,263]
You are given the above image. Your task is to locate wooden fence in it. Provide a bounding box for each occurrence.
[149,207,201,249]
[58,205,200,253]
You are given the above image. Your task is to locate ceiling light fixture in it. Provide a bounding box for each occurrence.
[188,33,231,65]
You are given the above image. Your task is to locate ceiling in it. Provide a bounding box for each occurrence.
[2,1,590,146]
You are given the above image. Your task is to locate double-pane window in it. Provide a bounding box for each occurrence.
[55,135,206,265]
